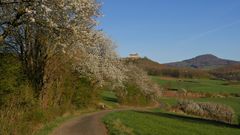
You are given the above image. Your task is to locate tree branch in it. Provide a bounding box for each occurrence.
[0,0,34,6]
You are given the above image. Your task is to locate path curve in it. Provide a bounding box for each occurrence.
[51,110,114,135]
[51,105,158,135]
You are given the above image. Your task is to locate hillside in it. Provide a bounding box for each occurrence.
[124,57,166,73]
[125,57,209,78]
[166,54,240,69]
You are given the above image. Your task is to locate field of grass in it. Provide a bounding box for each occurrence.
[152,76,240,94]
[100,90,119,108]
[103,110,240,135]
[102,76,240,135]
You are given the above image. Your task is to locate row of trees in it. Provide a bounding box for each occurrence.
[210,65,240,81]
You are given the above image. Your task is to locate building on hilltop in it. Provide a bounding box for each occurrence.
[128,53,140,59]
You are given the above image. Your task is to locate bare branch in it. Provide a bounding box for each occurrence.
[0,0,34,6]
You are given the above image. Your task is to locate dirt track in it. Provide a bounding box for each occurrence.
[51,105,158,135]
[51,110,113,135]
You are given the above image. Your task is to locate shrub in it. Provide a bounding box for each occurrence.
[178,88,188,93]
[205,93,214,98]
[117,83,153,106]
[0,54,23,106]
[176,100,235,124]
[72,77,98,109]
[0,86,38,135]
[116,64,161,106]
[0,55,99,134]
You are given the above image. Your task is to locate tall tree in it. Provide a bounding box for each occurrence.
[1,0,126,97]
[1,0,117,94]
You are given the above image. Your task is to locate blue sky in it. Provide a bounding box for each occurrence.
[99,0,240,63]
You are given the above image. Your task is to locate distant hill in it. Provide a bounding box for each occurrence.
[166,54,240,69]
[124,57,209,78]
[124,57,166,74]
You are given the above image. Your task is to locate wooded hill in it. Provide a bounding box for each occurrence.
[125,57,210,78]
[166,54,240,69]
[126,57,240,81]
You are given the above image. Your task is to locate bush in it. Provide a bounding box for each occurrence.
[176,100,235,124]
[0,54,24,106]
[0,86,38,135]
[72,77,98,109]
[117,83,153,106]
[116,64,161,106]
[0,55,99,134]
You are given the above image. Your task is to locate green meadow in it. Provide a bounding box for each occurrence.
[153,77,240,124]
[103,76,240,135]
[152,76,240,94]
[103,110,240,135]
[100,90,119,108]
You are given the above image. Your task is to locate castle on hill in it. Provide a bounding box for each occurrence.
[128,53,140,59]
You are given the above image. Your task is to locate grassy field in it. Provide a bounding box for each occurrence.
[100,90,119,108]
[103,110,240,135]
[152,76,240,122]
[103,76,240,135]
[152,76,240,94]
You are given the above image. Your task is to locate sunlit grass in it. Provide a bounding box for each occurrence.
[103,110,240,135]
[101,90,119,108]
[152,76,240,94]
